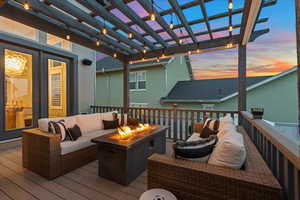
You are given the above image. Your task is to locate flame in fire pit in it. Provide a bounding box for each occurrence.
[117,123,150,139]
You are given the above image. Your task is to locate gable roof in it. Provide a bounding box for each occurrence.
[161,76,271,103]
[162,66,297,103]
[96,56,172,73]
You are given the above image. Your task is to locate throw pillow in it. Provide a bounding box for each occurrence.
[208,131,246,169]
[48,120,68,141]
[103,119,119,130]
[173,135,218,159]
[68,124,82,141]
[200,119,219,138]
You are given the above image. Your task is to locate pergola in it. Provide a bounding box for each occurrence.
[0,0,280,114]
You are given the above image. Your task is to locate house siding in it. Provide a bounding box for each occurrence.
[95,56,191,108]
[162,71,298,123]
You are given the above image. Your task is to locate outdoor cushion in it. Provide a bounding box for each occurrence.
[48,120,68,141]
[217,123,237,138]
[208,131,246,169]
[38,116,77,132]
[219,114,234,130]
[60,129,116,155]
[76,113,103,135]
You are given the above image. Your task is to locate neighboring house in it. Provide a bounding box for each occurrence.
[162,67,298,123]
[0,15,96,141]
[96,56,193,108]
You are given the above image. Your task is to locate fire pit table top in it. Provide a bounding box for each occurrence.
[91,125,168,150]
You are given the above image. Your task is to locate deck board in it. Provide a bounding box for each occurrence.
[0,143,175,200]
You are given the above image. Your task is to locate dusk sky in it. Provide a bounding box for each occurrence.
[97,0,297,80]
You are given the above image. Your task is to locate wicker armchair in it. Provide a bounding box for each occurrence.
[147,125,282,200]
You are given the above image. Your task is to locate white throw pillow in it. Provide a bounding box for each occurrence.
[219,114,234,130]
[217,123,236,138]
[76,113,102,135]
[208,132,246,169]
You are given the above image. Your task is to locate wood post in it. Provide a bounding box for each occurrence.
[123,61,129,113]
[238,44,247,113]
[172,104,178,141]
[295,0,300,135]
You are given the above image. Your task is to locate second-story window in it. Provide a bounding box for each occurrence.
[129,71,146,90]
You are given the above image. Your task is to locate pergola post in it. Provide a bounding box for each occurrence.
[123,61,129,114]
[295,0,300,134]
[238,44,247,113]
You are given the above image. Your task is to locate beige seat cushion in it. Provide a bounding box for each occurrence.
[60,129,116,155]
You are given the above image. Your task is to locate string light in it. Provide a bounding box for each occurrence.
[188,51,192,55]
[179,39,182,44]
[129,61,133,64]
[150,0,156,21]
[128,32,133,39]
[156,57,160,62]
[96,41,100,46]
[196,48,201,54]
[66,35,71,40]
[228,2,233,9]
[23,1,30,10]
[169,13,174,29]
[113,53,117,58]
[229,25,233,32]
[143,48,147,54]
[102,27,107,35]
[142,57,145,61]
[225,42,234,49]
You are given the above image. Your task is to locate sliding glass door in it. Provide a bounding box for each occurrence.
[0,43,39,137]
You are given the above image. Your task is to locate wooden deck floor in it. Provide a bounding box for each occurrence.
[0,142,173,200]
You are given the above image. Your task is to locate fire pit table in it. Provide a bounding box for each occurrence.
[91,125,168,185]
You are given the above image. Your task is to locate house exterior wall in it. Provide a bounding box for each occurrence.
[162,71,298,123]
[95,56,191,108]
[0,17,96,114]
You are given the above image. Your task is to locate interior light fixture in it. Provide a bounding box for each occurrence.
[24,1,30,10]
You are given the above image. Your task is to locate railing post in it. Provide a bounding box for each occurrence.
[173,104,178,141]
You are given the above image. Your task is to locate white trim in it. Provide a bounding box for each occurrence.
[221,67,297,102]
[0,137,21,144]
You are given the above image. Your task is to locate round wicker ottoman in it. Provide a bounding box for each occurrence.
[139,188,177,200]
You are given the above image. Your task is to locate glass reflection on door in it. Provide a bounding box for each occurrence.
[4,49,33,130]
[48,59,67,118]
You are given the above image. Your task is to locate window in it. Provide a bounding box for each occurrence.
[47,33,71,51]
[202,104,214,110]
[129,71,146,90]
[130,103,148,108]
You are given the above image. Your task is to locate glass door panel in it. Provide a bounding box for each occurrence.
[4,49,33,130]
[48,59,67,118]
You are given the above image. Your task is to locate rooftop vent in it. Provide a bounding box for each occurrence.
[96,0,111,8]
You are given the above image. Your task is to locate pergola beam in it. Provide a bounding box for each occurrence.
[240,0,262,45]
[0,0,127,60]
[295,0,300,134]
[137,0,180,45]
[168,0,198,43]
[238,44,247,112]
[110,0,168,48]
[22,0,134,54]
[117,0,276,37]
[45,0,143,52]
[130,29,269,61]
[152,18,268,45]
[75,0,156,50]
[198,0,213,39]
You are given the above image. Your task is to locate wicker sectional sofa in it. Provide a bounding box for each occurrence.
[147,125,282,200]
[22,112,125,180]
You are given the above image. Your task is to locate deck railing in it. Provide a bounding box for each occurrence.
[240,111,300,200]
[90,105,238,141]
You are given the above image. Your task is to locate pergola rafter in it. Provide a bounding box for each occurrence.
[110,0,168,48]
[0,0,276,62]
[168,0,198,43]
[137,0,180,45]
[75,0,156,50]
[198,0,213,39]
